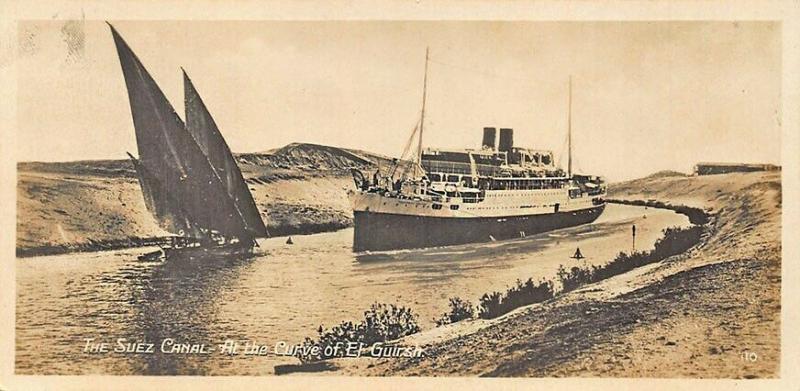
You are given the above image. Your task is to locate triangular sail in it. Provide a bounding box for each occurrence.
[128,153,203,238]
[183,70,268,238]
[109,24,254,240]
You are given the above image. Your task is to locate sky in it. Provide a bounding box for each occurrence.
[15,20,781,181]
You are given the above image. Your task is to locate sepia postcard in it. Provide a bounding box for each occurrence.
[1,1,799,390]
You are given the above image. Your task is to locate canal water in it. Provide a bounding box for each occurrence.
[15,204,688,375]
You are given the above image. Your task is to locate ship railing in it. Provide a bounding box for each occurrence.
[426,188,448,203]
[487,176,569,191]
[426,188,487,204]
[423,161,504,177]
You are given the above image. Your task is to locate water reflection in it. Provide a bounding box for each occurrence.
[98,253,255,375]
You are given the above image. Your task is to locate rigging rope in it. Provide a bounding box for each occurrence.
[390,116,421,179]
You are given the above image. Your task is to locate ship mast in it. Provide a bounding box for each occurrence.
[567,76,573,179]
[415,47,430,179]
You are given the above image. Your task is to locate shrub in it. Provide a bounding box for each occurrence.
[478,278,554,319]
[556,264,595,293]
[361,302,421,343]
[477,291,503,320]
[298,303,420,363]
[652,225,703,258]
[478,225,704,321]
[434,297,475,326]
[557,225,703,291]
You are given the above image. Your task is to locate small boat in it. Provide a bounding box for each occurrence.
[137,249,164,262]
[109,24,269,260]
[571,247,585,260]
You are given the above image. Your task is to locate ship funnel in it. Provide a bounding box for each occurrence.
[498,128,514,153]
[482,127,497,150]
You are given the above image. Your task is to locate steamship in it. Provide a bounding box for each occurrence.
[347,50,606,252]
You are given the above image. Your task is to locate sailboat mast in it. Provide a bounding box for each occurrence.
[567,76,573,179]
[416,47,430,179]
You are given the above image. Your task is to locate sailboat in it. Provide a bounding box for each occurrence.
[108,23,268,260]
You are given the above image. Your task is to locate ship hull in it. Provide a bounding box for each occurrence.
[353,204,605,252]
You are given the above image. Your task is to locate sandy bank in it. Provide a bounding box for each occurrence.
[328,171,780,378]
[16,169,356,257]
[16,144,376,257]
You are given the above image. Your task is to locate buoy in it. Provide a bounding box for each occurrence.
[571,247,585,259]
[286,237,294,245]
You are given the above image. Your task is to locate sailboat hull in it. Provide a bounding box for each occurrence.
[161,241,256,260]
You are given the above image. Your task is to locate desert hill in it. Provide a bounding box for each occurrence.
[238,143,388,171]
[18,142,388,179]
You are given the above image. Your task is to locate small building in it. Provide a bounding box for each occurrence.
[693,162,781,176]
